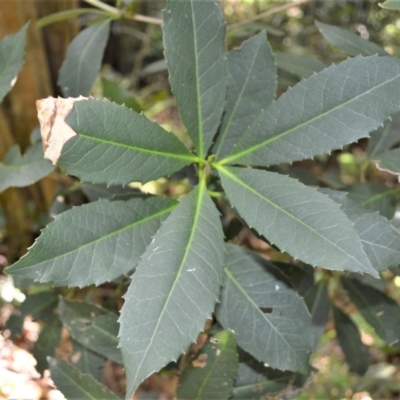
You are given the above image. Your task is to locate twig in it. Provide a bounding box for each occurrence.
[227,0,312,31]
[131,14,162,25]
[83,0,163,25]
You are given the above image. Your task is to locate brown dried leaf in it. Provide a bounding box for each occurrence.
[36,96,87,165]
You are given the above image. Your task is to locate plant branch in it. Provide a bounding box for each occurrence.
[227,0,312,31]
[83,0,163,25]
[83,0,121,16]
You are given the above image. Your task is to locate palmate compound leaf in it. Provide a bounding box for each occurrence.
[214,31,276,159]
[58,19,111,97]
[315,21,388,57]
[0,22,28,103]
[48,358,120,400]
[215,244,313,373]
[7,196,177,287]
[218,167,377,276]
[177,330,238,400]
[36,97,198,186]
[321,189,400,271]
[0,142,55,194]
[220,56,400,167]
[119,182,225,399]
[59,299,122,363]
[163,0,226,158]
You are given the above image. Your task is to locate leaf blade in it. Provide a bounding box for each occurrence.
[374,147,400,177]
[59,299,122,363]
[119,182,225,398]
[216,244,312,373]
[177,330,238,400]
[221,56,400,167]
[58,98,197,185]
[342,277,400,348]
[322,189,400,271]
[219,167,376,275]
[0,23,28,103]
[315,21,387,57]
[48,358,120,400]
[58,20,110,97]
[214,31,276,159]
[0,143,55,193]
[163,0,227,157]
[333,306,369,375]
[7,196,176,287]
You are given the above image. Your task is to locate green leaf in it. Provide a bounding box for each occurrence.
[119,182,225,398]
[232,356,306,400]
[333,306,369,375]
[34,319,63,374]
[348,183,397,220]
[20,291,58,322]
[315,21,387,57]
[216,244,312,373]
[163,0,227,157]
[374,147,400,176]
[379,0,400,10]
[36,9,110,29]
[101,77,141,113]
[342,278,400,348]
[58,20,111,97]
[323,189,400,271]
[304,281,330,350]
[368,112,400,157]
[219,167,376,275]
[71,340,106,382]
[59,299,122,363]
[220,56,400,167]
[0,143,54,193]
[177,330,238,400]
[0,23,28,103]
[7,196,176,287]
[48,358,120,400]
[59,99,197,185]
[274,52,327,78]
[214,31,276,159]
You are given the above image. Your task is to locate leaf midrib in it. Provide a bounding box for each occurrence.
[190,0,204,158]
[131,182,206,385]
[219,166,374,274]
[11,203,176,272]
[220,68,400,164]
[76,132,198,162]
